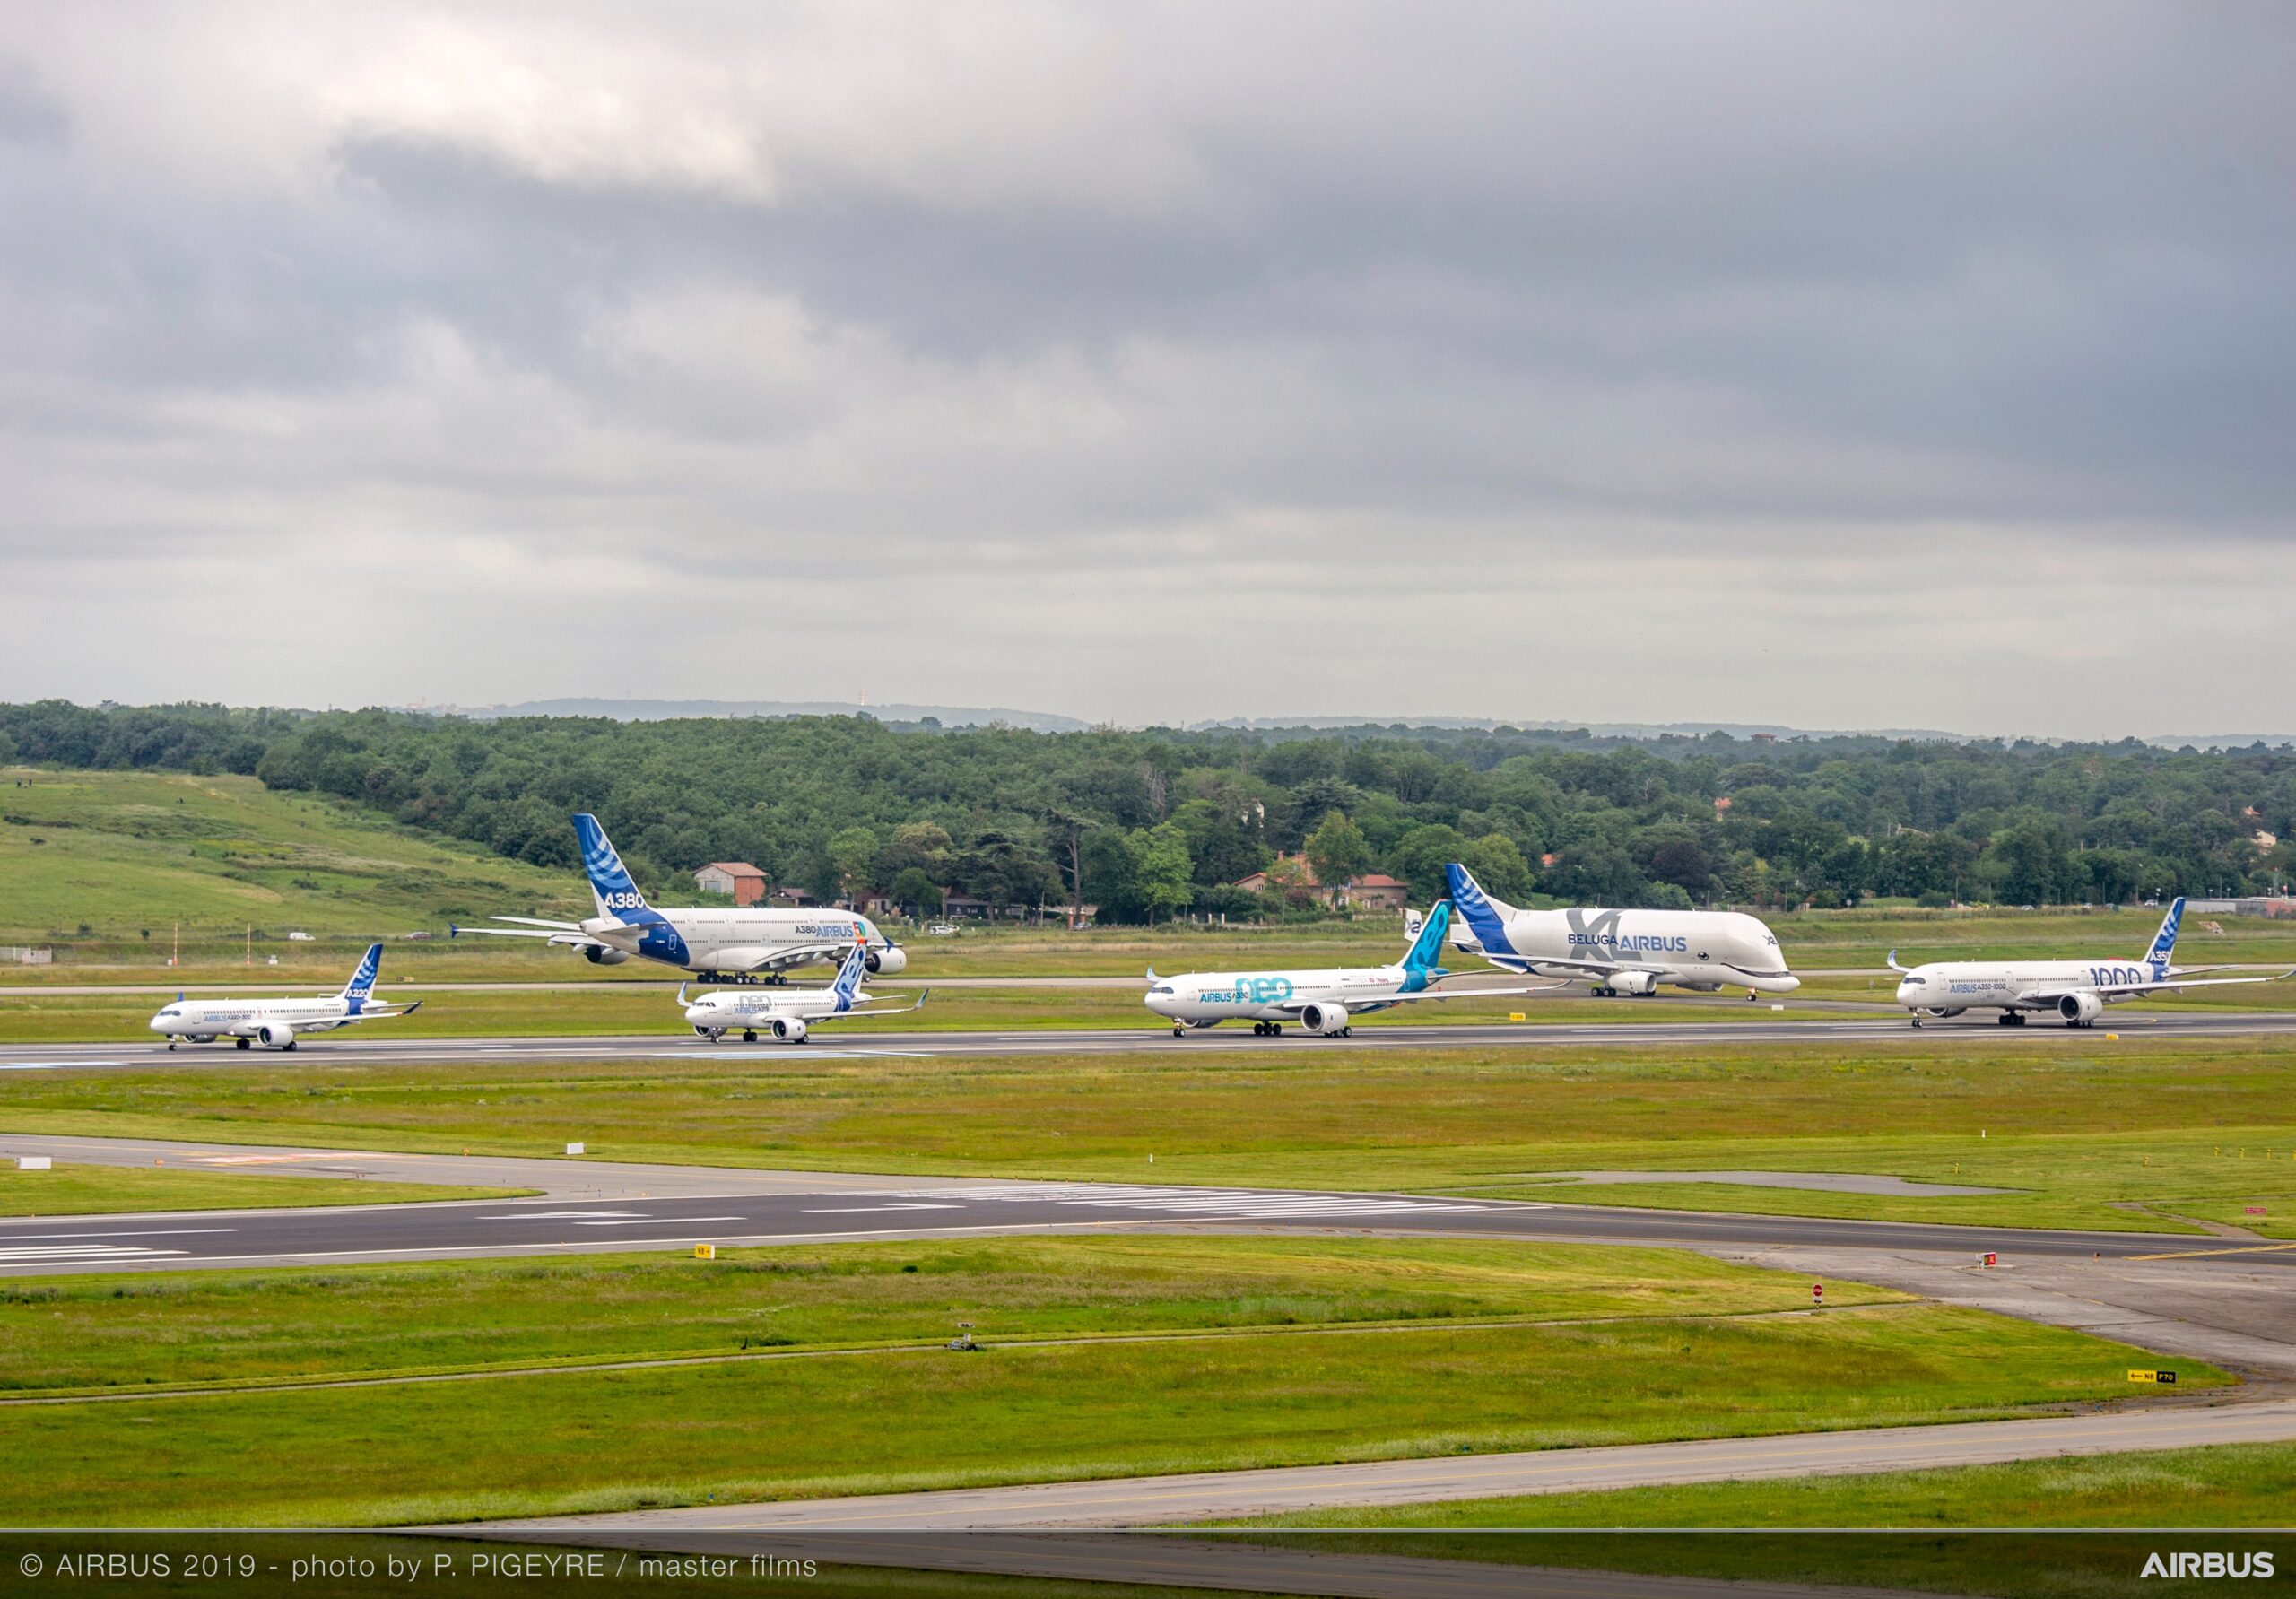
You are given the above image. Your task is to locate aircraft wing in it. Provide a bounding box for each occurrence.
[717,942,858,974]
[834,991,930,1019]
[451,920,613,949]
[1376,982,1569,1004]
[2017,969,2296,1004]
[1504,956,1674,980]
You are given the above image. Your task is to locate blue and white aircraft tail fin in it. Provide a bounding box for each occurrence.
[1403,900,1453,976]
[573,813,652,920]
[339,943,383,1010]
[2144,896,2186,976]
[1445,862,1519,958]
[830,939,869,1011]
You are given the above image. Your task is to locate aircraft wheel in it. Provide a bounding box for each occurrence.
[1909,1017,1923,1029]
[1268,1023,1283,1037]
[742,1030,757,1043]
[166,1041,177,1051]
[1342,1026,1352,1037]
[283,1041,297,1051]
[236,1037,251,1049]
[1171,1025,1185,1038]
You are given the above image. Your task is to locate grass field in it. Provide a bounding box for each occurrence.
[0,1236,1906,1395]
[2,1038,2292,1233]
[0,1273,2196,1525]
[0,768,584,940]
[0,1161,519,1215]
[1227,1439,2296,1528]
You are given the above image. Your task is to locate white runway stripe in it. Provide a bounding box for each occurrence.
[0,1244,187,1262]
[837,1185,1486,1218]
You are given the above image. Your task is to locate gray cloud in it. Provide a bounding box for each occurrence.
[0,3,2291,735]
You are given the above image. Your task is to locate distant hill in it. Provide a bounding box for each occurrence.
[0,768,585,938]
[433,699,1093,734]
[1187,716,1972,742]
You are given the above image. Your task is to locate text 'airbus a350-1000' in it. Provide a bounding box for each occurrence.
[453,813,906,983]
[1445,863,1799,997]
[1890,897,2293,1027]
[148,943,422,1051]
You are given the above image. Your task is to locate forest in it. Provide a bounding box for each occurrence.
[3,700,2292,922]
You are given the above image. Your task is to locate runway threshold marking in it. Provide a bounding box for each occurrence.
[2129,1240,2296,1260]
[0,1227,237,1241]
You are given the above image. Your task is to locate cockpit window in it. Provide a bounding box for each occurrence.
[1152,986,1175,995]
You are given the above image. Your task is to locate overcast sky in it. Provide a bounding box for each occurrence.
[3,4,2291,737]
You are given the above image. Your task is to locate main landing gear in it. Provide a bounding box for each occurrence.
[1996,1012,2028,1026]
[235,1037,252,1049]
[1252,1021,1283,1037]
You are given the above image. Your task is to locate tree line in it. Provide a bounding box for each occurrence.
[4,700,2292,921]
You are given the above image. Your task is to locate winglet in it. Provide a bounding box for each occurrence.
[1886,949,1911,973]
[676,982,689,1005]
[1145,967,1159,983]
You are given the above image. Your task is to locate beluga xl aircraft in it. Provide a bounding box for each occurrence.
[1445,863,1799,997]
[453,813,906,983]
[148,943,420,1051]
[1143,900,1547,1038]
[1890,897,2292,1028]
[681,938,927,1043]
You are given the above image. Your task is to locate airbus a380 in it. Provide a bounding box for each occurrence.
[147,944,420,1050]
[681,939,927,1043]
[1891,898,2292,1027]
[453,813,907,981]
[1144,901,1546,1037]
[1445,863,1800,996]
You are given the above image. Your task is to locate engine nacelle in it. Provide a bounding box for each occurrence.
[2057,991,2104,1026]
[770,1017,809,1042]
[1608,971,1658,996]
[1298,1002,1351,1037]
[865,943,908,975]
[584,945,633,966]
[257,1021,296,1050]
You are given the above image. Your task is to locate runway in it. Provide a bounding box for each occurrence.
[4,1133,2289,1276]
[5,1004,2296,1071]
[475,1398,2296,1533]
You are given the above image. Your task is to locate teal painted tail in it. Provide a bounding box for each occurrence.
[1404,901,1453,976]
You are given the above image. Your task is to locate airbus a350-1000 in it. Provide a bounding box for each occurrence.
[147,943,421,1051]
[1144,900,1547,1037]
[1445,863,1800,996]
[453,813,906,982]
[1891,897,2292,1027]
[681,939,928,1043]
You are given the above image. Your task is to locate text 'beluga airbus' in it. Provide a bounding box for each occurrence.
[453,813,906,982]
[1445,863,1799,996]
[1144,900,1546,1038]
[682,939,927,1043]
[1890,897,2292,1027]
[148,943,422,1050]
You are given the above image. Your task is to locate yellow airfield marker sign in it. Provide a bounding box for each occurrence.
[693,1244,717,1260]
[2127,1369,2177,1384]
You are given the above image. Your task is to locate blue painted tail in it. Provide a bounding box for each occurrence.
[831,940,869,1011]
[339,943,383,1012]
[573,813,654,920]
[1445,863,1518,958]
[2144,896,2186,976]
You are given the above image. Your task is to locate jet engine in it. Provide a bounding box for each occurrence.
[770,1017,810,1043]
[257,1021,297,1050]
[2057,992,2104,1027]
[865,944,908,975]
[1298,1002,1351,1037]
[1607,971,1658,996]
[584,945,633,966]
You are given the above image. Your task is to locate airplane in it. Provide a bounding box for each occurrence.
[1889,897,2293,1027]
[1444,862,1800,996]
[681,938,929,1043]
[1143,900,1550,1038]
[147,943,422,1050]
[452,813,908,982]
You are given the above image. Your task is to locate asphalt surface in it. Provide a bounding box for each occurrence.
[448,1530,1953,1599]
[5,1134,2291,1276]
[474,1399,2296,1532]
[6,1005,2296,1072]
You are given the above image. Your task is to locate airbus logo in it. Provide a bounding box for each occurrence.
[2140,1552,2274,1579]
